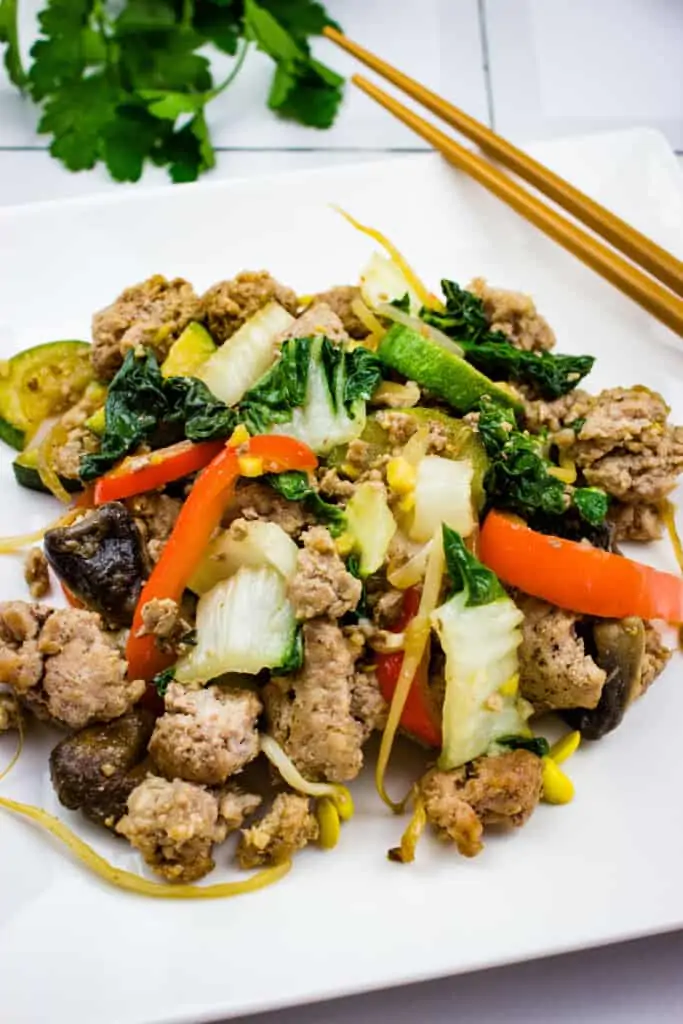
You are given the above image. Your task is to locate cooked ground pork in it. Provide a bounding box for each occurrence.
[0,602,144,729]
[138,598,192,655]
[282,302,348,344]
[224,481,313,538]
[126,492,182,564]
[608,501,663,542]
[288,526,361,621]
[373,588,404,628]
[468,277,556,352]
[370,380,422,408]
[201,270,298,344]
[92,275,201,381]
[517,595,606,712]
[0,690,21,732]
[374,410,449,454]
[150,683,261,787]
[265,620,366,782]
[237,793,318,869]
[116,776,228,883]
[639,623,672,696]
[218,786,262,831]
[24,548,50,600]
[317,468,356,500]
[527,386,683,505]
[309,285,369,339]
[420,751,543,857]
[350,668,388,739]
[49,390,103,479]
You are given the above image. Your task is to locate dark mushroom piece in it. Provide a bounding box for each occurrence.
[43,501,147,627]
[563,617,645,740]
[50,708,156,830]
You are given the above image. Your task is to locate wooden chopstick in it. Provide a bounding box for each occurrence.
[344,73,683,338]
[324,27,683,300]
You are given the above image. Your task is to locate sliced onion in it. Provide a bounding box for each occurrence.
[376,303,464,358]
[350,297,386,341]
[38,420,73,504]
[662,500,683,574]
[387,539,433,589]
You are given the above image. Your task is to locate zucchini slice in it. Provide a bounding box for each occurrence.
[0,340,93,450]
[13,448,82,495]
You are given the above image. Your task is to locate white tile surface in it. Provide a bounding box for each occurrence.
[0,0,488,150]
[485,0,683,148]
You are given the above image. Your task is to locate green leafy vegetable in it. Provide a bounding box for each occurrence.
[265,470,346,535]
[442,524,505,607]
[153,665,175,698]
[0,0,343,183]
[497,735,550,758]
[477,398,610,541]
[421,280,594,399]
[80,352,237,480]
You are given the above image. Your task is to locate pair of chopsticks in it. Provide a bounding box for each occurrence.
[324,28,683,338]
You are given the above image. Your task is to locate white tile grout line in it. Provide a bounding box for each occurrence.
[477,0,496,130]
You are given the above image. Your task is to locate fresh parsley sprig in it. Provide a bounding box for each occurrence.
[0,0,344,183]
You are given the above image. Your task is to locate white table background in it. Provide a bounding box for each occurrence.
[1,1,682,1022]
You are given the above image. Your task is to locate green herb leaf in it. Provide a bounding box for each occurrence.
[266,470,347,534]
[442,524,505,607]
[422,280,594,399]
[153,665,175,697]
[497,735,550,758]
[0,0,27,88]
[574,486,610,527]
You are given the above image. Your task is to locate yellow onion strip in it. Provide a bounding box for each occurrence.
[662,500,683,574]
[350,297,386,350]
[0,506,81,554]
[0,695,23,783]
[0,796,291,899]
[332,206,443,311]
[388,791,427,863]
[375,530,444,813]
[387,540,432,590]
[38,420,72,504]
[260,734,354,821]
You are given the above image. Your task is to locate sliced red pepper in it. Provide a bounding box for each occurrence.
[375,587,442,748]
[94,439,225,505]
[480,509,683,623]
[61,582,84,609]
[125,435,317,681]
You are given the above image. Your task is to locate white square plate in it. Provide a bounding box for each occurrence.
[1,128,683,1024]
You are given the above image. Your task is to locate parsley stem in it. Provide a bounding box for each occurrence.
[208,39,250,100]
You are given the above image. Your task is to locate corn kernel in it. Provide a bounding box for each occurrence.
[398,492,415,513]
[550,730,581,765]
[227,423,250,447]
[316,797,341,850]
[386,456,417,495]
[542,757,574,805]
[499,673,519,698]
[335,532,355,557]
[237,455,264,478]
[341,462,360,480]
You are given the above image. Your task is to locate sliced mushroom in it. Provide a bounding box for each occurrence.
[50,709,156,830]
[43,502,147,627]
[563,617,645,740]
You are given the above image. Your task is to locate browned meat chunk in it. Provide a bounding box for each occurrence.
[265,620,365,782]
[639,622,672,695]
[517,595,606,712]
[0,690,21,733]
[0,602,144,729]
[237,793,318,869]
[49,390,103,480]
[50,709,156,829]
[420,750,543,857]
[218,786,262,831]
[138,598,192,655]
[288,526,361,621]
[374,410,449,454]
[282,302,348,344]
[467,277,556,352]
[149,683,261,786]
[309,285,369,339]
[373,588,404,628]
[92,275,201,380]
[201,270,298,344]
[317,468,356,500]
[223,481,313,538]
[116,776,229,883]
[370,380,421,408]
[126,492,181,564]
[350,668,388,740]
[528,387,683,505]
[24,548,50,600]
[609,501,663,542]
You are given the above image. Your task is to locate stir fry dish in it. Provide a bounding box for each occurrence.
[1,214,682,896]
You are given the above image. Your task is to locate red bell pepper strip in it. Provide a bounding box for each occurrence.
[480,509,683,623]
[125,435,317,681]
[375,587,442,748]
[94,439,225,505]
